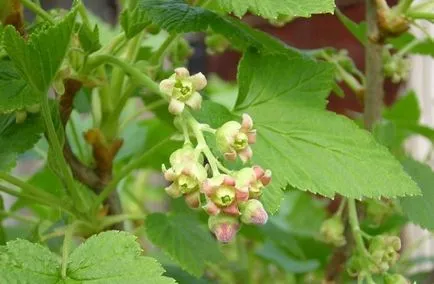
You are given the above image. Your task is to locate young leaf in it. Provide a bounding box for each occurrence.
[77,24,102,53]
[4,10,76,93]
[217,0,335,20]
[145,213,225,277]
[400,158,434,230]
[120,6,151,39]
[0,239,61,283]
[236,51,420,213]
[137,0,300,56]
[0,113,44,171]
[0,231,175,284]
[0,60,39,114]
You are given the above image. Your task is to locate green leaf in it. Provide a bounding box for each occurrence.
[138,0,300,56]
[0,60,39,113]
[120,6,151,39]
[67,231,175,283]
[217,0,335,20]
[77,24,102,53]
[401,159,434,230]
[192,100,236,129]
[4,10,76,93]
[236,51,420,212]
[0,113,44,170]
[0,231,175,284]
[0,239,60,284]
[145,213,225,277]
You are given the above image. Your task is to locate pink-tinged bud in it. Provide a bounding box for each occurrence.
[165,183,182,198]
[203,201,221,215]
[168,98,185,115]
[241,113,253,130]
[235,167,271,199]
[185,191,200,209]
[236,187,249,202]
[222,203,240,215]
[160,68,207,115]
[216,114,256,163]
[208,215,240,243]
[240,200,268,225]
[260,170,272,186]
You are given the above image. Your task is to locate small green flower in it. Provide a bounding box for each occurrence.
[320,216,346,247]
[160,67,207,115]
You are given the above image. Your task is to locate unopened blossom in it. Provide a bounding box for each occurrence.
[159,67,207,115]
[201,174,249,216]
[368,235,401,274]
[235,166,272,199]
[239,199,268,225]
[208,214,240,243]
[162,145,207,209]
[320,216,346,247]
[216,114,256,163]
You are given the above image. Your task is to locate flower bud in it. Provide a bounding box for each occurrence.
[162,145,207,206]
[216,114,256,163]
[320,216,346,247]
[384,274,409,284]
[15,110,27,124]
[235,166,271,199]
[368,235,401,274]
[240,199,268,225]
[208,214,240,243]
[160,67,207,115]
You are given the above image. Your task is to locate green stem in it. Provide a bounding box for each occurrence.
[348,199,369,257]
[395,0,414,14]
[395,37,420,58]
[86,54,162,95]
[0,171,61,203]
[185,112,220,175]
[0,183,77,216]
[77,2,92,29]
[99,214,146,230]
[40,95,82,206]
[0,210,39,224]
[149,34,179,66]
[20,0,54,23]
[408,0,434,14]
[91,137,171,213]
[406,11,434,20]
[111,32,144,106]
[68,118,86,162]
[61,223,76,279]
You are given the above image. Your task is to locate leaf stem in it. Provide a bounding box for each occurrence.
[40,95,82,207]
[348,199,370,257]
[61,223,76,279]
[20,0,54,23]
[86,54,162,95]
[149,34,179,66]
[68,118,87,162]
[99,214,147,230]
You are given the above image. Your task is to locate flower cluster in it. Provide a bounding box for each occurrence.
[160,69,272,243]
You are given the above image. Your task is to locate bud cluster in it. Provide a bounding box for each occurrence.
[160,69,272,243]
[320,216,346,247]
